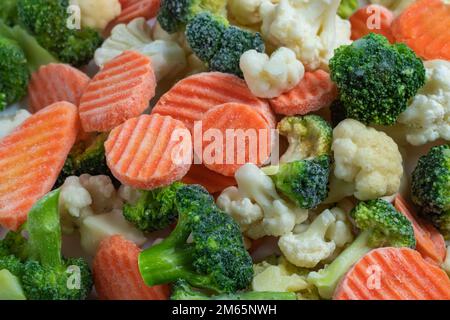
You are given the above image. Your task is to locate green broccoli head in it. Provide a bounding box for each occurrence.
[0,36,29,111]
[0,255,23,278]
[278,115,333,163]
[138,185,253,294]
[412,144,450,234]
[123,182,184,232]
[266,155,330,209]
[158,0,227,34]
[17,0,102,67]
[330,33,426,125]
[308,199,415,299]
[338,0,358,19]
[171,279,297,300]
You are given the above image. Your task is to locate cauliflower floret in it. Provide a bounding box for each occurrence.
[332,119,403,200]
[217,163,308,239]
[70,0,121,30]
[228,0,272,26]
[370,0,415,16]
[94,18,186,81]
[443,245,450,276]
[240,47,305,98]
[279,209,336,268]
[398,60,450,146]
[325,207,354,248]
[260,0,352,71]
[0,109,31,139]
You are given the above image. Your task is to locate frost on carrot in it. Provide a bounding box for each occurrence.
[0,102,78,230]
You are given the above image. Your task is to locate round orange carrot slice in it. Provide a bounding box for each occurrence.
[182,164,237,194]
[197,103,272,177]
[28,63,91,113]
[93,235,170,300]
[334,247,450,300]
[269,70,337,116]
[350,5,395,42]
[152,72,276,132]
[0,102,79,231]
[79,50,156,132]
[105,113,193,190]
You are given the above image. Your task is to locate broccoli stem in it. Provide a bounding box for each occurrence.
[26,189,62,267]
[307,230,371,299]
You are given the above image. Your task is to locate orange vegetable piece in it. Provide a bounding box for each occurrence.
[391,0,450,60]
[79,51,156,132]
[105,113,192,190]
[0,102,79,230]
[350,5,395,42]
[334,247,450,300]
[182,164,236,194]
[28,63,91,113]
[269,70,337,116]
[93,235,170,300]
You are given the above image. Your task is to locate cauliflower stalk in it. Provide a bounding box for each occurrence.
[70,0,121,31]
[332,119,403,200]
[94,18,186,81]
[59,175,146,255]
[398,60,450,146]
[0,109,30,139]
[217,163,308,240]
[260,0,351,71]
[240,47,304,99]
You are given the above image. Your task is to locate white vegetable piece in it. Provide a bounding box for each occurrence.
[217,163,308,239]
[279,209,337,268]
[252,263,309,292]
[70,0,121,30]
[398,60,450,146]
[240,47,305,98]
[260,0,351,70]
[326,207,354,248]
[228,0,270,26]
[0,109,31,139]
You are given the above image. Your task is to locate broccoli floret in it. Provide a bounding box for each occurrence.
[278,115,333,163]
[308,199,415,299]
[17,0,102,67]
[123,182,184,232]
[263,155,331,209]
[158,0,227,34]
[0,0,19,26]
[0,190,93,300]
[330,33,425,125]
[411,144,450,236]
[0,36,28,111]
[171,280,297,300]
[186,12,264,77]
[138,185,253,293]
[338,0,358,19]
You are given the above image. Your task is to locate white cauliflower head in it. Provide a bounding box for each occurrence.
[260,0,351,70]
[228,0,272,26]
[217,163,308,239]
[398,60,450,146]
[325,207,354,248]
[332,119,403,200]
[70,0,121,30]
[94,18,186,81]
[279,209,336,268]
[0,109,31,139]
[240,47,305,98]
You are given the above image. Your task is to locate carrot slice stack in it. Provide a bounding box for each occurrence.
[0,102,78,230]
[105,113,192,190]
[334,247,450,300]
[93,235,170,300]
[152,72,276,132]
[79,51,156,132]
[28,63,91,113]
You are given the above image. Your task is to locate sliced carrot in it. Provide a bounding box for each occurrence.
[0,102,78,231]
[182,164,236,194]
[79,51,156,133]
[349,5,395,42]
[152,72,276,132]
[28,63,91,113]
[269,70,337,116]
[334,247,450,300]
[391,0,450,60]
[394,195,446,265]
[105,113,192,190]
[104,0,161,36]
[93,235,170,300]
[197,103,272,177]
